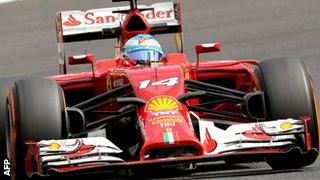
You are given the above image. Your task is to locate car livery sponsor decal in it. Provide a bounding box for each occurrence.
[61,2,175,28]
[242,124,270,140]
[63,14,81,26]
[148,110,183,128]
[62,9,173,27]
[59,2,179,37]
[151,118,182,125]
[113,78,124,87]
[203,128,217,153]
[48,143,61,150]
[106,77,112,91]
[151,110,178,117]
[153,117,182,128]
[146,96,181,112]
[280,121,293,129]
[163,128,178,144]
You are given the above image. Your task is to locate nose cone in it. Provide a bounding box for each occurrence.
[139,96,203,159]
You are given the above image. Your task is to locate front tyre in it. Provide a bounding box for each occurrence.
[0,78,20,180]
[6,78,67,179]
[256,57,319,169]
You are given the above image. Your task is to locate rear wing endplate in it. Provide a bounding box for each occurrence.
[55,2,182,43]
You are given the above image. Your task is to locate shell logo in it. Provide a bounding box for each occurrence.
[48,143,61,150]
[280,121,293,129]
[146,96,180,112]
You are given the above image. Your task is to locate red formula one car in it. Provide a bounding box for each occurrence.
[0,0,319,179]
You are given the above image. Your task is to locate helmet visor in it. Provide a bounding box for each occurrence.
[127,49,163,62]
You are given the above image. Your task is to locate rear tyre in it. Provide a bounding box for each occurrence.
[6,78,67,179]
[256,57,319,169]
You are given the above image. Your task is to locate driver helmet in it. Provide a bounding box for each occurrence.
[123,34,164,66]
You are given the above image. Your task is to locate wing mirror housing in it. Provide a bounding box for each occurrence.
[195,42,221,68]
[195,42,221,54]
[68,54,95,65]
[68,54,95,76]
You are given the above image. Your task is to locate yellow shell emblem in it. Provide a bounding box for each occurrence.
[48,143,60,150]
[146,96,180,112]
[280,122,293,129]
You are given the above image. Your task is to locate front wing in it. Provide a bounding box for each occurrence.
[25,117,314,178]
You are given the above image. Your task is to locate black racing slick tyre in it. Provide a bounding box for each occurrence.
[6,78,67,179]
[0,78,20,180]
[256,57,319,169]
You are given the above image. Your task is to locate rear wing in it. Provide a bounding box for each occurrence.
[55,2,182,43]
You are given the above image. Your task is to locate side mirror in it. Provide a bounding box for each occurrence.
[195,42,221,68]
[68,54,95,76]
[195,42,221,54]
[68,54,95,65]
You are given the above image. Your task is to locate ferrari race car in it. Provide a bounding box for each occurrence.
[0,0,319,179]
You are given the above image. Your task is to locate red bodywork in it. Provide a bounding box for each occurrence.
[49,53,259,159]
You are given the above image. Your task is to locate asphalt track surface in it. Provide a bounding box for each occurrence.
[1,0,320,179]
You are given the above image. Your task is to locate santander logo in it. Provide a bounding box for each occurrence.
[62,9,173,27]
[63,15,81,26]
